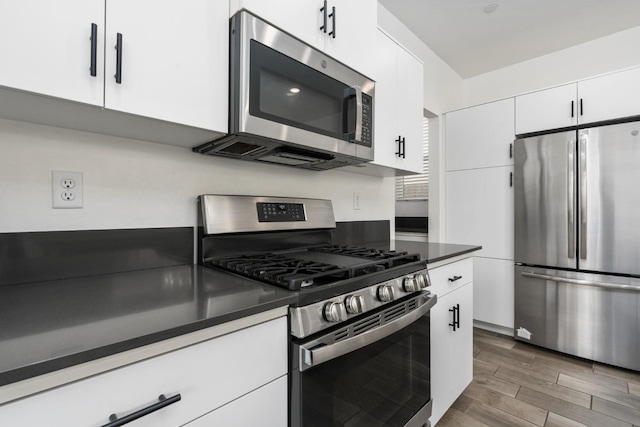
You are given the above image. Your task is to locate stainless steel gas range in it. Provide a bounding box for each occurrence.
[197,195,436,427]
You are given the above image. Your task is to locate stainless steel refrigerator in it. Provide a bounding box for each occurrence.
[514,119,640,371]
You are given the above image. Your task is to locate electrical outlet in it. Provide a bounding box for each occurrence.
[353,192,361,210]
[52,171,83,209]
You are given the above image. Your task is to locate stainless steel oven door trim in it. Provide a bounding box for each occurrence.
[233,11,375,161]
[298,292,436,372]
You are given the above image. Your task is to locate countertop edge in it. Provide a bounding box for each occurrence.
[0,302,293,405]
[425,246,482,265]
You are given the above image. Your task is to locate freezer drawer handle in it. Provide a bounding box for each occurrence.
[521,272,640,292]
[448,275,462,283]
[101,394,181,427]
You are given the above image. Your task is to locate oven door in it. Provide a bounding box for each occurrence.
[291,292,436,427]
[231,11,374,160]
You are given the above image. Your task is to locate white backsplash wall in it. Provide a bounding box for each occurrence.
[0,119,394,233]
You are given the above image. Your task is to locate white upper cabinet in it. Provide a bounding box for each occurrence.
[231,0,377,78]
[446,98,515,171]
[515,83,577,135]
[104,0,228,130]
[515,67,640,134]
[577,67,640,125]
[0,0,105,106]
[365,30,423,175]
[0,0,228,135]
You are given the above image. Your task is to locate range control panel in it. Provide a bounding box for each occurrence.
[257,202,306,222]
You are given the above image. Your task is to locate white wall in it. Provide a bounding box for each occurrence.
[462,26,640,106]
[0,119,393,233]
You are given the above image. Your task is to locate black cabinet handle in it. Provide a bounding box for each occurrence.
[509,143,513,159]
[580,98,583,116]
[115,32,123,84]
[101,394,181,427]
[448,304,460,331]
[571,100,574,118]
[90,23,98,77]
[395,136,406,158]
[320,1,327,33]
[510,172,513,187]
[455,303,460,329]
[328,6,336,38]
[448,275,462,283]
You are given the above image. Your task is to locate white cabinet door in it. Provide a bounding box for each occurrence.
[446,98,515,171]
[515,83,577,135]
[473,257,514,329]
[370,30,423,175]
[449,282,474,398]
[185,376,287,427]
[578,67,640,125]
[104,0,228,130]
[0,317,287,427]
[0,0,104,106]
[430,278,474,426]
[371,30,400,170]
[323,0,377,79]
[446,166,514,260]
[231,0,324,51]
[429,290,452,425]
[395,43,424,174]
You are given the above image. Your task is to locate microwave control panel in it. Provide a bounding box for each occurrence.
[360,94,373,147]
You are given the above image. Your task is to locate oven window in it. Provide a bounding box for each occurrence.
[249,40,356,141]
[295,313,430,427]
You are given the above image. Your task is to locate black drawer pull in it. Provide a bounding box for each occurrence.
[102,394,181,427]
[448,275,462,283]
[114,32,123,84]
[90,23,98,77]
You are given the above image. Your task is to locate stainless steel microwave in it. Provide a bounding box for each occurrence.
[193,11,375,171]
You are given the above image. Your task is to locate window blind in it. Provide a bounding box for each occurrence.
[396,117,429,200]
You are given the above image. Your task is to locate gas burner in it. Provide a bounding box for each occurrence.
[211,254,352,290]
[313,245,420,267]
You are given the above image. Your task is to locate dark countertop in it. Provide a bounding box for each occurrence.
[392,241,482,264]
[0,265,296,387]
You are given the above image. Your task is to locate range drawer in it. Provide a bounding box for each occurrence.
[428,257,473,298]
[0,317,287,427]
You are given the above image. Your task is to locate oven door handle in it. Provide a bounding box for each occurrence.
[299,293,437,371]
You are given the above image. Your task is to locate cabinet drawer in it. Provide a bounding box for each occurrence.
[185,376,287,427]
[428,258,473,298]
[0,317,287,427]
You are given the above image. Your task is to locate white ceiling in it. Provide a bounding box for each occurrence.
[378,0,640,78]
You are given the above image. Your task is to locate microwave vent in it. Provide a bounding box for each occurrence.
[218,141,265,156]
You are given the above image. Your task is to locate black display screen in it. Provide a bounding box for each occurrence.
[257,202,306,222]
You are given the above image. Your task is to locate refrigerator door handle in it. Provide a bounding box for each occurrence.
[579,137,588,260]
[521,272,640,292]
[567,139,575,259]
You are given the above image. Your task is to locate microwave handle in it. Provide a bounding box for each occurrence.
[343,86,362,143]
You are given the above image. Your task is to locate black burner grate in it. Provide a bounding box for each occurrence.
[312,245,420,267]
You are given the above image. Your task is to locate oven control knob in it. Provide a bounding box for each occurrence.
[344,295,366,314]
[377,285,396,302]
[323,302,347,323]
[416,273,431,289]
[403,277,419,292]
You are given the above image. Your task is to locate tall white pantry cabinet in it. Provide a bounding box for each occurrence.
[444,98,515,331]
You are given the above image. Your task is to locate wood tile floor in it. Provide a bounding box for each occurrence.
[437,328,640,427]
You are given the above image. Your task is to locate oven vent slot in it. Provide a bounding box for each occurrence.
[384,304,409,322]
[352,316,381,335]
[334,328,349,342]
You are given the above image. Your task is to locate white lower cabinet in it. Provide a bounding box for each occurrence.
[0,317,287,427]
[473,257,514,329]
[185,376,287,427]
[429,258,474,426]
